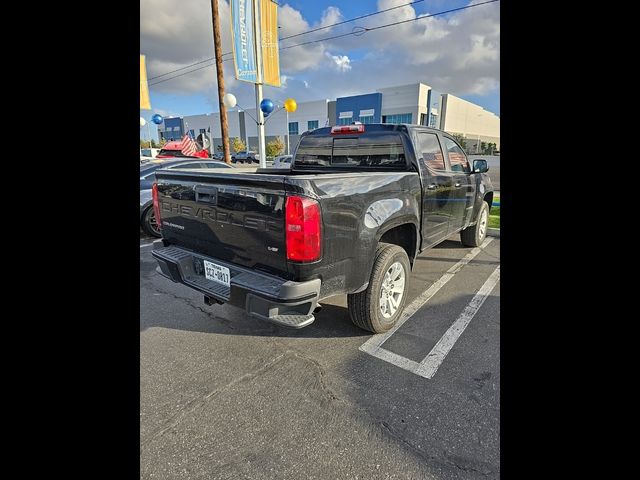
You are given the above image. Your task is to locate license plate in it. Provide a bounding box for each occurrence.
[203,260,231,287]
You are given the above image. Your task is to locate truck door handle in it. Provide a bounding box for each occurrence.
[455,182,462,187]
[427,183,437,190]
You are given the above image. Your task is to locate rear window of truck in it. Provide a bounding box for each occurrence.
[295,134,406,168]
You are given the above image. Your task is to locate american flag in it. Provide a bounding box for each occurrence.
[180,132,198,156]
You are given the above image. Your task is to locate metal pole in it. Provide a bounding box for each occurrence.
[211,0,232,164]
[253,0,266,168]
[147,121,152,150]
[286,109,290,155]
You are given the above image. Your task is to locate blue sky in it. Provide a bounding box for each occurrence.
[141,0,500,140]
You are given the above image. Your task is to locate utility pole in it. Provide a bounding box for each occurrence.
[210,0,231,164]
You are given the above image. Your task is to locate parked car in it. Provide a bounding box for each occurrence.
[151,123,493,332]
[156,140,210,159]
[272,154,292,168]
[232,151,260,164]
[212,151,225,161]
[140,159,232,237]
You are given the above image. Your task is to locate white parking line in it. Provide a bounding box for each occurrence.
[359,237,496,379]
[414,265,500,378]
[140,243,154,249]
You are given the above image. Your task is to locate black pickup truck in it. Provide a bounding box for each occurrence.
[151,123,493,333]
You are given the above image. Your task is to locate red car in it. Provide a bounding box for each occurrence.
[156,141,209,159]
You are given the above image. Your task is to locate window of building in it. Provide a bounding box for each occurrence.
[289,122,299,135]
[443,137,470,173]
[188,129,195,137]
[429,114,438,129]
[307,120,319,131]
[358,115,374,124]
[417,132,445,170]
[382,113,412,124]
[199,128,206,135]
[337,117,352,126]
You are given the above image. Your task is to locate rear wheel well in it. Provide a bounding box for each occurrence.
[379,224,417,267]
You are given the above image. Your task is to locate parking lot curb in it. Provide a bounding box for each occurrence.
[487,228,500,238]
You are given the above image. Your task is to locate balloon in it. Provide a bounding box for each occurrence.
[140,117,146,127]
[151,114,163,125]
[260,98,274,115]
[223,93,237,108]
[284,98,297,113]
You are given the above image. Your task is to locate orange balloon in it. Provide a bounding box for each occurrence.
[284,98,297,113]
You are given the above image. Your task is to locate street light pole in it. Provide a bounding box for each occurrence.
[252,0,267,168]
[286,109,290,155]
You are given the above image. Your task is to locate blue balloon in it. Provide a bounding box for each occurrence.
[260,99,274,115]
[151,114,163,125]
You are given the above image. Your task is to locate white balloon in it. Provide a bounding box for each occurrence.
[223,93,237,109]
[140,117,146,127]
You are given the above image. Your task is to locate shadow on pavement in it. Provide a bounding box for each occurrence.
[140,281,369,339]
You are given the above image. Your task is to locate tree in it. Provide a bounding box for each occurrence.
[159,138,168,147]
[480,141,487,154]
[266,136,285,158]
[451,133,467,150]
[231,137,246,153]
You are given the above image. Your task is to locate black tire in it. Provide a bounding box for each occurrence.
[347,243,411,333]
[141,205,162,238]
[461,201,489,247]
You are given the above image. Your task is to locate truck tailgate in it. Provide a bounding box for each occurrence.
[154,169,289,277]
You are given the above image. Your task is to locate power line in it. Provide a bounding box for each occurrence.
[149,0,426,82]
[279,0,425,41]
[280,0,499,51]
[149,0,499,87]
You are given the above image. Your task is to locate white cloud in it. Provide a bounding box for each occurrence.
[325,52,351,72]
[319,6,342,27]
[141,0,499,111]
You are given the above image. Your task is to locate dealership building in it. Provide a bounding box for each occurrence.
[157,83,500,154]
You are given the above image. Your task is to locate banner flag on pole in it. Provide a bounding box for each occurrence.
[230,0,258,83]
[260,0,281,87]
[140,55,151,110]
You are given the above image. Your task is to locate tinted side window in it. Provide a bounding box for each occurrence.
[143,173,156,181]
[417,132,445,170]
[295,136,332,165]
[443,137,470,173]
[169,162,202,169]
[203,162,230,168]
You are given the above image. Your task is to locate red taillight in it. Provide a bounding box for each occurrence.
[285,196,321,262]
[330,124,365,135]
[152,182,162,232]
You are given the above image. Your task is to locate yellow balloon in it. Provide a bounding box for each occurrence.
[284,98,297,113]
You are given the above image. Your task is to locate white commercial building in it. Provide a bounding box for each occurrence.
[160,83,499,155]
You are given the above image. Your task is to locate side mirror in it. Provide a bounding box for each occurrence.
[473,159,489,173]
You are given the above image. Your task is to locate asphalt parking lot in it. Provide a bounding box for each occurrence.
[140,233,500,479]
